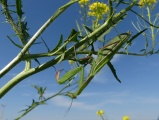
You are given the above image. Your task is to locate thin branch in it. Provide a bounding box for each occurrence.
[22,50,153,60]
[21,51,98,60]
[130,9,159,28]
[15,85,69,120]
[117,51,151,56]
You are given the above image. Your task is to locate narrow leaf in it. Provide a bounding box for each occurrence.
[7,36,23,49]
[41,37,50,52]
[97,13,127,42]
[16,0,23,18]
[115,0,124,8]
[32,85,40,91]
[83,25,93,33]
[50,35,63,52]
[127,28,147,45]
[107,61,121,83]
[76,20,82,36]
[67,29,79,42]
[34,58,40,65]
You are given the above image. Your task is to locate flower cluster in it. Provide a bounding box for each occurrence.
[138,0,157,7]
[96,110,104,116]
[122,116,130,120]
[88,2,109,19]
[79,0,89,7]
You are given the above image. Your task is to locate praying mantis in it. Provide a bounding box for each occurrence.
[57,32,131,99]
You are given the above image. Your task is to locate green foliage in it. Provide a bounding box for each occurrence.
[16,0,23,18]
[0,0,159,119]
[32,85,47,101]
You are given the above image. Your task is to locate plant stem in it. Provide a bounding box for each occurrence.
[0,0,137,99]
[147,7,155,52]
[0,0,79,78]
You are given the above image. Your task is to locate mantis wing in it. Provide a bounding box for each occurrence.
[94,32,131,75]
[57,66,83,84]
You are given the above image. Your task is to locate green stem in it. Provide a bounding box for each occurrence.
[108,0,113,19]
[147,7,155,52]
[101,115,105,120]
[130,9,159,28]
[15,85,68,120]
[0,0,137,99]
[0,16,110,98]
[21,50,152,61]
[0,0,79,78]
[22,51,98,60]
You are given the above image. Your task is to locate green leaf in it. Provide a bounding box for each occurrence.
[97,13,127,42]
[31,85,46,101]
[127,29,147,46]
[115,0,124,8]
[76,21,82,36]
[83,25,93,33]
[67,29,79,42]
[34,58,40,65]
[32,85,40,91]
[16,0,24,18]
[41,37,50,52]
[7,36,23,49]
[107,61,121,83]
[50,35,63,52]
[20,21,30,41]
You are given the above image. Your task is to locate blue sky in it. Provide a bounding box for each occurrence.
[0,0,159,120]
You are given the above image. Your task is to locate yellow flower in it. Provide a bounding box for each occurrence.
[79,0,89,7]
[68,60,75,64]
[122,116,130,120]
[138,0,157,7]
[88,2,109,19]
[96,110,104,116]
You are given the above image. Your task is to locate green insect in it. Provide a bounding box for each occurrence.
[57,32,131,99]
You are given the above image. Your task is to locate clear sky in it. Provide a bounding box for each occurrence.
[0,0,159,120]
